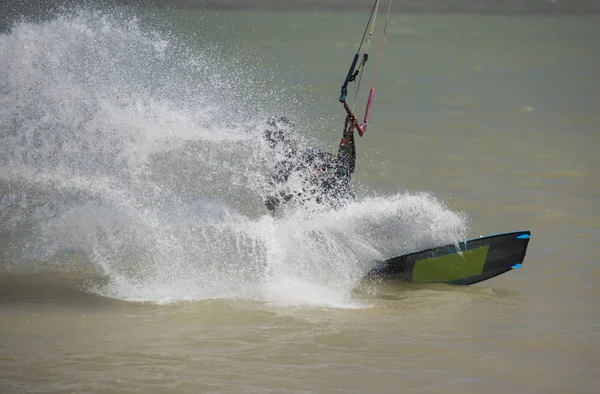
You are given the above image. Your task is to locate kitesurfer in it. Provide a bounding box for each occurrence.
[261,0,391,213]
[263,115,356,212]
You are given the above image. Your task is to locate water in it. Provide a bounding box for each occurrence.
[1,4,599,393]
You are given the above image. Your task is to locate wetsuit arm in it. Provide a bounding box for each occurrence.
[338,115,356,175]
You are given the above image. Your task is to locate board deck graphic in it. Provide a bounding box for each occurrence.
[368,231,531,285]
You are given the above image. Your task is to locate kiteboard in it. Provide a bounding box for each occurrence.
[368,231,531,285]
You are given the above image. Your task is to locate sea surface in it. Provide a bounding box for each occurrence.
[1,3,599,393]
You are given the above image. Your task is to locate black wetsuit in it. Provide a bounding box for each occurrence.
[264,116,356,212]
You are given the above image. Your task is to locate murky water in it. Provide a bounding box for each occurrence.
[1,4,599,393]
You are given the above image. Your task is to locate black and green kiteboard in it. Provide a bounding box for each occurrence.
[369,231,531,285]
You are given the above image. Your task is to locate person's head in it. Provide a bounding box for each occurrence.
[264,116,296,151]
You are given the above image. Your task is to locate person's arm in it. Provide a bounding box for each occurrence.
[337,115,356,175]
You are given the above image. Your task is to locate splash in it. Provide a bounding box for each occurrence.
[0,8,468,307]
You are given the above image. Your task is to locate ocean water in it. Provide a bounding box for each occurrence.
[1,4,599,393]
